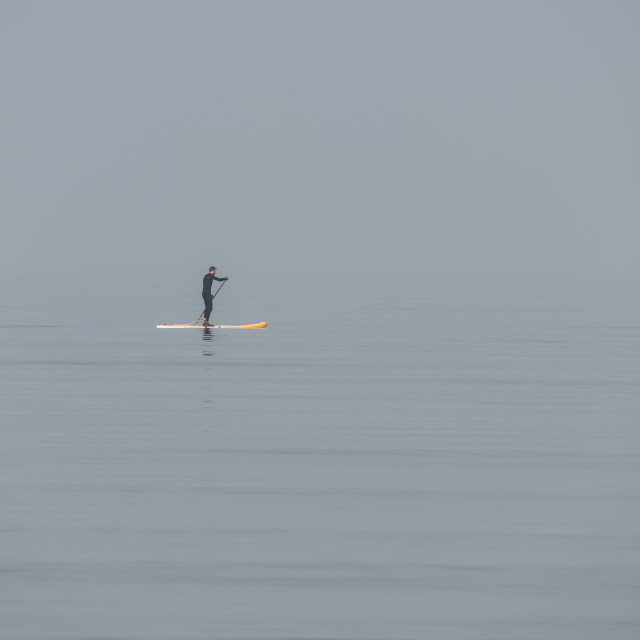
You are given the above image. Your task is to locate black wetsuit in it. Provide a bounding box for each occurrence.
[202,272,226,322]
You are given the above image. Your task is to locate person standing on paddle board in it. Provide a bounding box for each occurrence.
[202,266,228,327]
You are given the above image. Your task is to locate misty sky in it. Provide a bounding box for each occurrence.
[1,0,639,292]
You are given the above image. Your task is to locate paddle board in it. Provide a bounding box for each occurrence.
[157,322,267,329]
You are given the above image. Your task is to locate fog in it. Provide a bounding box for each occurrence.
[2,1,639,296]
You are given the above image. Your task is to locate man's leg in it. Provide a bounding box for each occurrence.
[203,295,213,325]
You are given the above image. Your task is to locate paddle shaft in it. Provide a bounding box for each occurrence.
[211,279,227,301]
[195,279,227,323]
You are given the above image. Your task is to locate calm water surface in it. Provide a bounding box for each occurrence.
[1,280,639,639]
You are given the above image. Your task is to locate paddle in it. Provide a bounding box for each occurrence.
[211,278,227,301]
[191,279,228,325]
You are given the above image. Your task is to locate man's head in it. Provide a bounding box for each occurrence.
[209,266,216,274]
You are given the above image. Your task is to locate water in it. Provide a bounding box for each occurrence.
[1,279,639,639]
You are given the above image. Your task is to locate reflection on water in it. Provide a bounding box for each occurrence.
[1,283,640,640]
[202,328,215,356]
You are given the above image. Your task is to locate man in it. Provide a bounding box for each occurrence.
[202,266,228,326]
